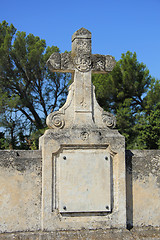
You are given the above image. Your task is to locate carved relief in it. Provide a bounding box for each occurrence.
[80,131,89,141]
[102,112,116,128]
[46,28,116,129]
[105,55,116,72]
[46,112,65,129]
[92,54,105,72]
[92,54,116,73]
[73,54,92,72]
[47,52,61,71]
[61,53,74,71]
[76,39,91,53]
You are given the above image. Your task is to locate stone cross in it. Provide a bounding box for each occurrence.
[47,28,116,128]
[40,29,125,231]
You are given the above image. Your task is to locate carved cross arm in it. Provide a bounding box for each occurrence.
[92,54,116,73]
[47,52,116,73]
[47,52,74,73]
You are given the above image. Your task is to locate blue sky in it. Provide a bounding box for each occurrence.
[1,0,160,79]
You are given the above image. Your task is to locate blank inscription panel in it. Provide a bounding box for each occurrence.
[56,149,111,213]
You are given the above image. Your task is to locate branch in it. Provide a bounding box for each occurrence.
[17,107,34,124]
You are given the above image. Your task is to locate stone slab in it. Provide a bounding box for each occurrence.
[58,149,111,213]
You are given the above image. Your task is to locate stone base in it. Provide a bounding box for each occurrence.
[1,228,160,240]
[40,128,126,230]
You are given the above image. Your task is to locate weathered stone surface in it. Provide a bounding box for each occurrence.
[47,52,61,72]
[47,28,115,75]
[0,228,160,240]
[58,149,111,213]
[0,150,42,233]
[72,27,92,41]
[131,227,160,239]
[40,28,125,231]
[92,54,116,73]
[40,127,126,231]
[0,150,160,233]
[126,150,160,228]
[61,52,74,71]
[0,150,41,171]
[46,28,116,130]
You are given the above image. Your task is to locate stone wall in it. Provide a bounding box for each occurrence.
[0,150,42,233]
[126,150,160,229]
[0,149,159,233]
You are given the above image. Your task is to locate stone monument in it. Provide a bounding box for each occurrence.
[40,28,126,231]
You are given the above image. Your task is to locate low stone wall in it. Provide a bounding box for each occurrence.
[0,150,42,233]
[126,150,160,229]
[0,149,160,233]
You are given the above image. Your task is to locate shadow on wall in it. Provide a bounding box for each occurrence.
[126,150,133,230]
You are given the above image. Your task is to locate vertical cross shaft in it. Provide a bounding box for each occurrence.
[71,29,93,123]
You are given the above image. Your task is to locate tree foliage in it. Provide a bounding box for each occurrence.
[0,21,159,150]
[0,21,70,149]
[92,51,160,149]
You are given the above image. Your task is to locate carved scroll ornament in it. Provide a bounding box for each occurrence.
[46,112,65,129]
[102,111,116,128]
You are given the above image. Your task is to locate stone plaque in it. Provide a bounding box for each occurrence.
[57,149,111,213]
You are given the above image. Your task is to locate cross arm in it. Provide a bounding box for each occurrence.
[47,52,116,74]
[47,52,74,73]
[92,54,116,74]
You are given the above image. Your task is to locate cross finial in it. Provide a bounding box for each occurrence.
[46,28,116,129]
[47,27,115,74]
[72,28,91,41]
[71,28,92,72]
